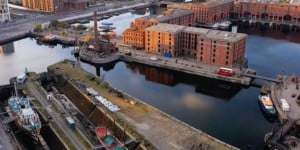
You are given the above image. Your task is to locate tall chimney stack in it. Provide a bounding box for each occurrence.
[93,11,100,52]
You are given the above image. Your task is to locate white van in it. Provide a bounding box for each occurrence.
[150,56,157,61]
[17,73,27,84]
[280,98,290,112]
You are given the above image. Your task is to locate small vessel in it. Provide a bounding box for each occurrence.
[95,127,125,150]
[112,12,120,16]
[218,21,231,30]
[258,94,276,116]
[8,83,41,137]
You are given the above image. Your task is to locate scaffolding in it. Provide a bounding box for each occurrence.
[0,0,10,22]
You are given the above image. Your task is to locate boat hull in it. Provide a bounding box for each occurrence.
[8,96,41,138]
[14,120,40,138]
[95,127,124,150]
[258,98,276,116]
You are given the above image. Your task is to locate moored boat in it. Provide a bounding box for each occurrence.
[258,94,276,116]
[7,83,41,137]
[95,127,125,150]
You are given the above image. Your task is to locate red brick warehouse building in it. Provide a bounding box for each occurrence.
[145,23,247,67]
[235,0,300,23]
[123,9,195,49]
[167,0,234,24]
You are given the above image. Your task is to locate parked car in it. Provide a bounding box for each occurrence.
[150,56,157,61]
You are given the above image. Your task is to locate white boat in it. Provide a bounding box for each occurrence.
[218,21,231,29]
[258,94,276,116]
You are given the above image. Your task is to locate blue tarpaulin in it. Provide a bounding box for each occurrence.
[105,137,115,145]
[115,147,124,150]
[163,52,172,58]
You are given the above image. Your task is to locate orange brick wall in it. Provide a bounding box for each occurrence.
[123,9,195,49]
[22,0,54,12]
[22,0,87,13]
[123,19,159,48]
[145,30,182,56]
[123,30,145,48]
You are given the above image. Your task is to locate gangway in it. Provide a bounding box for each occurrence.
[243,73,282,83]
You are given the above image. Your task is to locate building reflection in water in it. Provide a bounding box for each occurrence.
[126,62,177,86]
[96,61,242,99]
[0,42,15,55]
[94,61,117,76]
[238,25,300,43]
[90,60,242,99]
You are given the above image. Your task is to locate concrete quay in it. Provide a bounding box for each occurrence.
[237,18,300,27]
[49,60,239,150]
[263,75,300,149]
[0,31,31,45]
[79,49,120,65]
[119,49,253,86]
[269,76,300,123]
[78,48,253,86]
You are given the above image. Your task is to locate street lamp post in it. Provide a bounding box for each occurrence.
[54,6,58,15]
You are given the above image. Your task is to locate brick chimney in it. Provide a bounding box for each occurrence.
[93,11,100,52]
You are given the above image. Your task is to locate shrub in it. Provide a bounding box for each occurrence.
[33,24,42,32]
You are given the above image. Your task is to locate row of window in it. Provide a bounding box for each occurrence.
[198,57,229,65]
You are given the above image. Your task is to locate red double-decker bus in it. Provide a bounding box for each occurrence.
[218,67,234,77]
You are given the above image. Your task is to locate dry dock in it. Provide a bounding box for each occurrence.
[48,60,238,150]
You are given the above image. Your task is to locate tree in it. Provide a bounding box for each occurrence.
[58,22,70,28]
[49,20,59,28]
[49,20,70,29]
[60,31,68,37]
[83,34,93,44]
[42,26,48,32]
[33,23,42,32]
[76,25,87,31]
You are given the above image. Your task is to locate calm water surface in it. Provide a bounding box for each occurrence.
[0,11,300,149]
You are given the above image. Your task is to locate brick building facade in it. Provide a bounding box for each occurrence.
[144,23,247,67]
[22,0,88,13]
[235,0,300,23]
[167,0,234,24]
[123,9,195,48]
[145,24,185,56]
